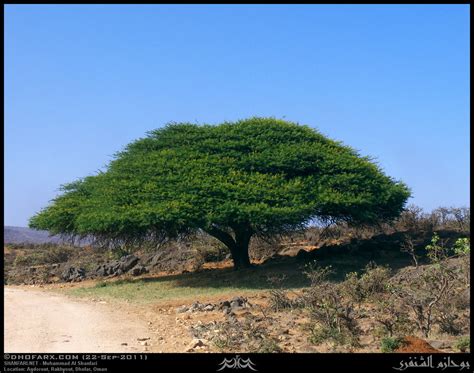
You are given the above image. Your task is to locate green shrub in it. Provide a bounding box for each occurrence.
[454,238,470,256]
[339,262,390,305]
[359,262,391,297]
[380,336,404,353]
[95,281,108,288]
[309,326,345,345]
[455,336,470,352]
[340,272,365,304]
[256,339,282,353]
[308,325,360,348]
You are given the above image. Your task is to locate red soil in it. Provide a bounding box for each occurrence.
[395,336,442,353]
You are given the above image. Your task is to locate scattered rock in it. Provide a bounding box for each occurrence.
[131,265,148,276]
[61,266,86,282]
[230,296,248,309]
[186,339,207,352]
[222,307,232,316]
[176,306,188,313]
[120,255,140,272]
[137,337,150,341]
[218,301,231,310]
[93,255,139,277]
[184,302,217,313]
[148,251,167,267]
[428,340,452,350]
[121,343,128,346]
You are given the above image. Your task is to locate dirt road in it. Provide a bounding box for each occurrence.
[4,287,154,353]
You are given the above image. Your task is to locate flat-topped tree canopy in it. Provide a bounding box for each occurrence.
[29,117,411,269]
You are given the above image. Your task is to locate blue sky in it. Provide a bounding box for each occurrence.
[5,5,470,227]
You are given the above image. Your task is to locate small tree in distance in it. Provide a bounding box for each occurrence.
[29,117,411,270]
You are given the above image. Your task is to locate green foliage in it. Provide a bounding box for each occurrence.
[309,325,345,345]
[340,272,365,304]
[339,262,391,304]
[388,233,470,338]
[308,324,360,348]
[303,260,334,286]
[454,238,470,255]
[256,339,282,353]
[425,234,470,262]
[358,262,391,297]
[29,117,411,259]
[380,336,404,353]
[455,336,470,352]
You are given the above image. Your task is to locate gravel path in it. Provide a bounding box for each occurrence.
[4,286,153,352]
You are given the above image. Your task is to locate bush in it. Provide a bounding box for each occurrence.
[309,325,346,346]
[267,274,304,311]
[304,280,361,347]
[374,296,414,337]
[400,235,419,267]
[250,236,283,262]
[359,262,391,298]
[389,233,469,338]
[396,205,425,232]
[205,313,281,353]
[380,336,404,352]
[340,272,365,305]
[12,244,75,267]
[455,336,470,352]
[303,261,334,287]
[393,205,470,234]
[339,262,391,305]
[454,238,470,255]
[256,339,282,353]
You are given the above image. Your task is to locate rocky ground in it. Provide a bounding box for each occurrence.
[4,229,470,353]
[7,282,464,353]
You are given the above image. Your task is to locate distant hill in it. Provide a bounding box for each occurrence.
[4,226,89,246]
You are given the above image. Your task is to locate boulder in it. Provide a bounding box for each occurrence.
[230,296,248,309]
[120,255,139,272]
[92,255,140,277]
[218,301,231,310]
[149,251,167,267]
[95,265,108,277]
[176,305,188,313]
[131,265,148,276]
[61,266,86,282]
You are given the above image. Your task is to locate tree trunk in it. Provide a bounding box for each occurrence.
[233,227,252,270]
[204,225,253,270]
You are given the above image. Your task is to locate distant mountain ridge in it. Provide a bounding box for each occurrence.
[4,226,90,246]
[4,226,63,244]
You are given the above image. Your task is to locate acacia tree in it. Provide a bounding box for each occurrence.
[30,118,410,269]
